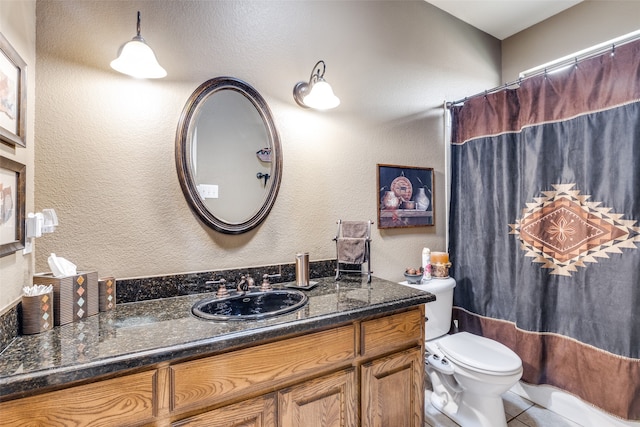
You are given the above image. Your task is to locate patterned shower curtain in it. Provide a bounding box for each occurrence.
[448,40,640,420]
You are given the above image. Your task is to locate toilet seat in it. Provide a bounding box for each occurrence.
[437,332,522,375]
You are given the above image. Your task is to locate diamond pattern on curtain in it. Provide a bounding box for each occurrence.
[448,40,640,420]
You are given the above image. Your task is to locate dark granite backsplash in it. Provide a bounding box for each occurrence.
[116,259,339,303]
[0,259,355,353]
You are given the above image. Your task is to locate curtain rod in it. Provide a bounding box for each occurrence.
[445,29,640,109]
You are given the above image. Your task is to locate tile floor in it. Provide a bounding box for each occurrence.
[424,383,583,427]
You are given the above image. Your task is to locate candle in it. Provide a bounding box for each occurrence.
[431,252,449,264]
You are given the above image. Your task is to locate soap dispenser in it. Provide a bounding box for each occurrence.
[422,247,431,282]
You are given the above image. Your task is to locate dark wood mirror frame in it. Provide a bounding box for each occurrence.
[175,77,282,234]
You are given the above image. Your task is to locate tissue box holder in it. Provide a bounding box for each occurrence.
[33,271,99,326]
[21,291,54,334]
[98,277,116,311]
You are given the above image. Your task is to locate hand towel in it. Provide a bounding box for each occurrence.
[341,221,368,238]
[337,237,366,264]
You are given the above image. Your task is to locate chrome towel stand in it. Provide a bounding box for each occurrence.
[333,219,373,283]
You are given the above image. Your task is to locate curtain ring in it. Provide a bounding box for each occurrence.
[611,44,616,57]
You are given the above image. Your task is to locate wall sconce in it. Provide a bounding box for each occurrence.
[293,60,340,110]
[110,11,167,79]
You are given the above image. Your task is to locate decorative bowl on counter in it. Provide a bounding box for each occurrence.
[402,200,416,209]
[403,272,423,284]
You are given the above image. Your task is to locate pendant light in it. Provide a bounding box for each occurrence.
[293,60,340,110]
[110,11,167,79]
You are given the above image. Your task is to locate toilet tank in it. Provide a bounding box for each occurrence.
[422,278,456,340]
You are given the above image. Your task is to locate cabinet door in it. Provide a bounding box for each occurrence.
[278,368,357,427]
[172,393,276,427]
[361,347,424,427]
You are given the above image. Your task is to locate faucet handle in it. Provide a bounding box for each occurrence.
[210,278,228,298]
[260,274,273,291]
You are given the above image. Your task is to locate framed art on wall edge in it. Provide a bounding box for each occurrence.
[0,156,26,257]
[0,32,27,148]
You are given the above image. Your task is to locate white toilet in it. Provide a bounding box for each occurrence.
[401,277,523,427]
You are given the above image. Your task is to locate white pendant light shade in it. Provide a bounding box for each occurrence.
[302,79,340,110]
[110,12,167,79]
[293,60,340,110]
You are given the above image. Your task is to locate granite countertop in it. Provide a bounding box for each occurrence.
[0,276,434,400]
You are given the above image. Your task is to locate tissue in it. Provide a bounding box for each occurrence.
[23,284,53,296]
[48,253,77,277]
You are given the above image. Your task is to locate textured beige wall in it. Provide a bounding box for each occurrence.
[32,0,501,290]
[502,0,640,81]
[11,0,632,313]
[0,1,36,310]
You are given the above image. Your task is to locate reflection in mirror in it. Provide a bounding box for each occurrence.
[176,77,282,234]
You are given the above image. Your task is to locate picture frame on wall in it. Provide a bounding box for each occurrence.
[0,156,26,257]
[377,164,434,229]
[0,32,27,148]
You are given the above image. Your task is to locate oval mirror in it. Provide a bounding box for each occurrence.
[176,77,282,234]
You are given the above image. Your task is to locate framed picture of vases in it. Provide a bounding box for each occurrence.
[377,164,434,229]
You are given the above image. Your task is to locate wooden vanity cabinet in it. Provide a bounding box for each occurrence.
[0,306,424,427]
[170,307,425,427]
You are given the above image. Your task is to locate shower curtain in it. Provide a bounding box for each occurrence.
[448,40,640,420]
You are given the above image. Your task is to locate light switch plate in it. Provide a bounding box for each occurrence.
[197,184,219,199]
[23,238,33,254]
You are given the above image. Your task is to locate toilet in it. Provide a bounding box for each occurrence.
[400,277,523,427]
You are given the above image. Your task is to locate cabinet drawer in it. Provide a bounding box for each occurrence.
[171,325,355,413]
[361,308,423,357]
[0,370,156,427]
[173,393,276,427]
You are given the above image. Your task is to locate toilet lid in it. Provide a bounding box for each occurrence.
[437,332,522,374]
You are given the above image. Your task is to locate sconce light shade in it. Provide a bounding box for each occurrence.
[110,11,167,79]
[293,60,340,110]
